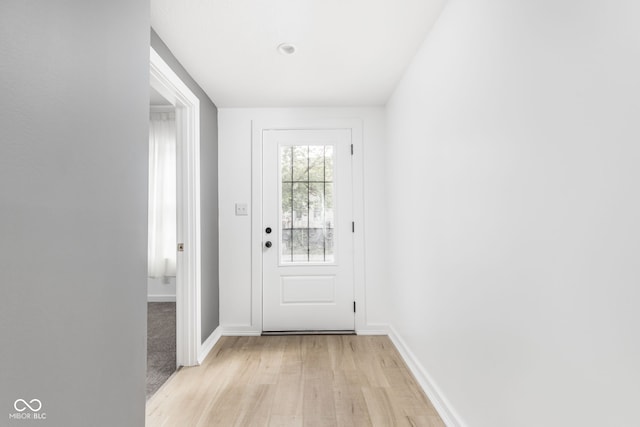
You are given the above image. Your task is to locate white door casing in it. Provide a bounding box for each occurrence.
[262,129,355,331]
[150,47,202,366]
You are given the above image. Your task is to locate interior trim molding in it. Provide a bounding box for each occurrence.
[355,323,389,335]
[198,326,222,364]
[221,325,262,336]
[150,46,202,367]
[388,325,466,427]
[147,295,177,303]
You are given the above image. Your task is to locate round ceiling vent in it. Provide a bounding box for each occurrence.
[277,43,297,56]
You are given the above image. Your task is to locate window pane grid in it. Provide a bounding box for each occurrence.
[280,145,334,263]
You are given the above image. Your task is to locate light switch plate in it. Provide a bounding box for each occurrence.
[235,203,248,216]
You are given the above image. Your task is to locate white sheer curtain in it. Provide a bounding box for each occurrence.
[148,111,177,279]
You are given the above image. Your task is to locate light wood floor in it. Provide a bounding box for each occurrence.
[146,335,445,427]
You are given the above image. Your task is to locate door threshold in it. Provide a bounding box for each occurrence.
[261,330,356,336]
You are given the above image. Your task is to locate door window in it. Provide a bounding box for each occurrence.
[280,145,335,263]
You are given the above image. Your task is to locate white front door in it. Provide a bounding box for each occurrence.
[262,129,355,331]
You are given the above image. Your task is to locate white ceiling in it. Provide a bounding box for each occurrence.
[151,0,445,108]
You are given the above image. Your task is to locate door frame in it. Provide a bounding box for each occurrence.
[250,118,367,334]
[150,47,202,366]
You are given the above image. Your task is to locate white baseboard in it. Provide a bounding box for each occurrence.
[147,294,176,302]
[198,326,222,364]
[220,324,389,336]
[387,325,466,427]
[222,325,262,336]
[356,323,390,335]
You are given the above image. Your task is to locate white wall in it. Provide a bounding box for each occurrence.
[218,108,388,332]
[148,277,176,301]
[385,0,640,426]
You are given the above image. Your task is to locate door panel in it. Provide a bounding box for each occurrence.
[263,129,354,331]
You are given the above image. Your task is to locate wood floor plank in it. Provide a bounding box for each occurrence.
[333,371,372,427]
[361,386,397,426]
[301,336,337,426]
[269,337,304,422]
[146,335,445,427]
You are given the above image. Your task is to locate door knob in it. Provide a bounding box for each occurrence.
[265,241,272,248]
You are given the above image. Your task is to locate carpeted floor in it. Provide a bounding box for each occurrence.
[147,302,176,400]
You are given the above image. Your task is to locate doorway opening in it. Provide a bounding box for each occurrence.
[262,129,355,332]
[146,86,177,399]
[147,47,202,400]
[249,118,367,335]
